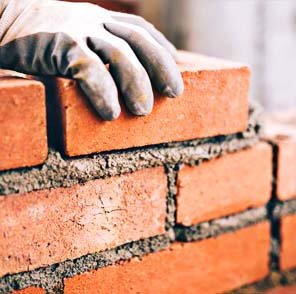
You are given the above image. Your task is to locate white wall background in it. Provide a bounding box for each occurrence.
[140,0,296,111]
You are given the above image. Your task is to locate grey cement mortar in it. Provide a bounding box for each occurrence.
[0,234,171,293]
[174,207,268,242]
[273,199,296,219]
[0,104,261,196]
[165,164,178,231]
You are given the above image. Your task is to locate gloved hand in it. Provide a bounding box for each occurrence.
[0,0,184,120]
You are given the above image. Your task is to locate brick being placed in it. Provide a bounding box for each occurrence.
[0,78,47,171]
[0,167,167,277]
[63,222,270,294]
[47,51,250,157]
[176,142,273,226]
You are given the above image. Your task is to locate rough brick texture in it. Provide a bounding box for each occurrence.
[12,288,45,294]
[51,51,250,156]
[280,214,296,271]
[0,167,167,277]
[64,222,270,294]
[275,136,296,201]
[177,143,272,226]
[0,78,47,171]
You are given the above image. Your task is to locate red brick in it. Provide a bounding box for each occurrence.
[0,78,47,171]
[274,136,296,201]
[64,222,270,294]
[52,51,249,156]
[177,143,272,226]
[12,287,45,294]
[280,214,296,271]
[266,285,296,294]
[0,167,167,277]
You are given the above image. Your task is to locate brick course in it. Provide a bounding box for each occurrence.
[177,142,272,226]
[0,78,47,171]
[0,167,167,277]
[50,51,250,156]
[64,222,270,294]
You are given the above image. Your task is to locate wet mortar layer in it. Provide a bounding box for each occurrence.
[174,207,268,242]
[0,104,261,196]
[229,269,296,294]
[0,234,171,293]
[1,206,270,293]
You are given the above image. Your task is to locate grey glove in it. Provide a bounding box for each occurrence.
[0,0,184,120]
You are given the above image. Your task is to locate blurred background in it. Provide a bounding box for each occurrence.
[68,0,296,112]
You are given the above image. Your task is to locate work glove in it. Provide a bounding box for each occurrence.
[0,0,184,120]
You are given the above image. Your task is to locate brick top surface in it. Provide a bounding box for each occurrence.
[0,77,42,88]
[177,50,246,71]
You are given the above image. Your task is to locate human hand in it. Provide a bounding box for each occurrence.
[0,0,184,120]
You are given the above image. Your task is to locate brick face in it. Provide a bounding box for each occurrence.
[177,143,272,226]
[0,78,47,171]
[0,167,167,277]
[64,222,270,294]
[51,51,249,156]
[12,287,45,294]
[280,214,296,271]
[275,136,296,201]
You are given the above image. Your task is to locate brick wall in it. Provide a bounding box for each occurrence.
[0,50,296,294]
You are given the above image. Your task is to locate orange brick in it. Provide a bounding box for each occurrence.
[0,167,167,277]
[280,214,296,271]
[0,78,47,171]
[52,51,249,156]
[177,143,272,226]
[64,222,270,294]
[275,136,296,201]
[12,287,45,294]
[266,285,296,294]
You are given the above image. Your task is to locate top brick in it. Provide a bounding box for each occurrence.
[50,51,250,157]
